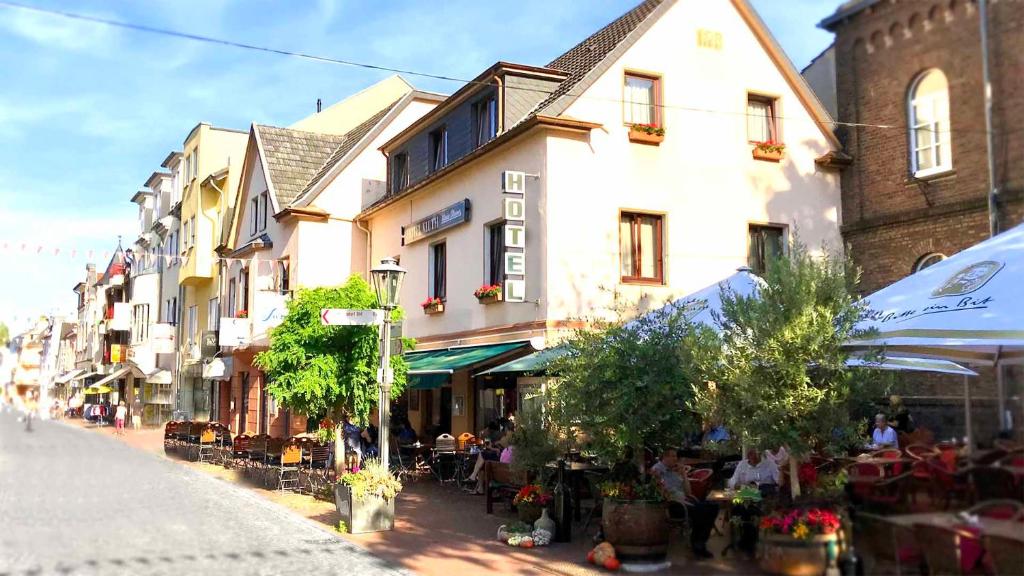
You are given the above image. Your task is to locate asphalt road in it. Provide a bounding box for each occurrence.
[0,408,406,576]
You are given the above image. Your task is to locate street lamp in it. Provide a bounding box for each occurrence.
[369,257,405,470]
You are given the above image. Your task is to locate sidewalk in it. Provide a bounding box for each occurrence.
[69,418,754,575]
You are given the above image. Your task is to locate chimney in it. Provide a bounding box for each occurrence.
[316,98,322,113]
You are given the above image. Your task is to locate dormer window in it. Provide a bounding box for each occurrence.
[474,96,498,146]
[430,126,448,172]
[391,152,409,194]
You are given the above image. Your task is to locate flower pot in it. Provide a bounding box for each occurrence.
[422,302,444,315]
[476,294,501,305]
[752,147,784,162]
[334,483,396,534]
[517,501,544,525]
[628,128,664,145]
[758,532,839,576]
[602,499,670,564]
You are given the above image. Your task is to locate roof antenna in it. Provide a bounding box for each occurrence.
[316,98,322,113]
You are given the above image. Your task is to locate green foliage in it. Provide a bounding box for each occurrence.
[0,322,8,347]
[691,242,878,461]
[547,303,711,467]
[507,408,560,478]
[254,276,408,426]
[339,459,403,501]
[336,521,348,534]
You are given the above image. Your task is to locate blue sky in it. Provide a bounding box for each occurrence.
[0,0,837,333]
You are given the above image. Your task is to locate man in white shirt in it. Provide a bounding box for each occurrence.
[728,448,780,489]
[870,413,899,448]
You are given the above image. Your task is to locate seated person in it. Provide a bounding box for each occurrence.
[466,426,511,494]
[869,413,899,449]
[650,447,719,560]
[397,419,418,445]
[728,448,780,490]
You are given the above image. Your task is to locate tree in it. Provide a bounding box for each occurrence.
[0,322,8,347]
[548,304,711,473]
[692,243,876,499]
[255,276,408,475]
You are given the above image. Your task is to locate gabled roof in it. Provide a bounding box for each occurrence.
[253,125,348,207]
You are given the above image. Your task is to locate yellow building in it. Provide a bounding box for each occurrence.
[177,122,248,420]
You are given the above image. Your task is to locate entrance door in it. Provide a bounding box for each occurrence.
[440,387,452,435]
[259,375,269,435]
[239,372,250,433]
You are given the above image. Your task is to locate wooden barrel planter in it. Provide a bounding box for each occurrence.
[602,499,670,563]
[758,532,839,576]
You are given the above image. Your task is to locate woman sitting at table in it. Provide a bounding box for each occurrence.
[466,422,513,494]
[869,413,899,449]
[397,418,418,445]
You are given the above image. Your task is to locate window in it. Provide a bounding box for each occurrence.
[227,278,237,318]
[187,305,198,346]
[619,212,663,283]
[748,224,785,275]
[474,96,498,146]
[208,297,220,331]
[747,94,778,143]
[258,192,268,231]
[390,153,409,194]
[913,252,947,273]
[429,126,448,172]
[909,69,952,177]
[250,197,258,235]
[623,73,661,126]
[430,242,446,300]
[487,223,504,287]
[132,304,150,343]
[184,154,192,184]
[239,268,249,313]
[166,297,178,326]
[278,261,290,294]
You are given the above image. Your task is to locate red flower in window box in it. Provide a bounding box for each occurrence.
[474,285,502,304]
[236,309,248,319]
[421,297,444,314]
[628,123,665,145]
[752,140,786,161]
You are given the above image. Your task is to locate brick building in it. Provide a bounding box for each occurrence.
[815,0,1023,441]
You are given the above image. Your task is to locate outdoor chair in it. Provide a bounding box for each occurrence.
[246,435,269,479]
[686,468,714,501]
[853,512,921,576]
[272,440,302,492]
[305,443,331,496]
[213,425,233,466]
[484,461,526,515]
[968,466,1019,502]
[163,421,180,453]
[906,443,941,461]
[261,438,285,486]
[230,434,251,469]
[936,444,960,471]
[982,534,1024,576]
[967,499,1024,520]
[456,432,475,451]
[863,472,913,511]
[846,462,884,504]
[872,448,906,475]
[927,460,971,509]
[195,424,217,463]
[912,522,986,576]
[582,471,606,535]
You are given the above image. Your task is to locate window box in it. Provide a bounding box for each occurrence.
[752,141,785,162]
[421,298,444,315]
[474,285,502,305]
[628,124,664,145]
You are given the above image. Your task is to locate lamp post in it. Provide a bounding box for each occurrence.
[369,257,405,470]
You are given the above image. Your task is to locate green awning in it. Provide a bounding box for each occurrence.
[404,342,530,389]
[474,345,567,377]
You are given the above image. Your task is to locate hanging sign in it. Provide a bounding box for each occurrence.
[502,171,527,302]
[320,309,385,326]
[402,199,471,245]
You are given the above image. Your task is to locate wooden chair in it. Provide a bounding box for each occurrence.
[306,442,332,495]
[484,461,526,515]
[246,435,268,478]
[912,522,984,576]
[195,424,217,462]
[853,512,921,576]
[272,441,302,491]
[872,448,906,474]
[966,499,1024,520]
[927,460,971,509]
[846,462,885,503]
[982,534,1024,576]
[230,434,251,469]
[213,424,234,466]
[261,438,285,486]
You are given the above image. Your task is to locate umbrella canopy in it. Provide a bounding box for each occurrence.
[84,385,112,395]
[627,266,763,331]
[845,356,978,376]
[848,222,1024,366]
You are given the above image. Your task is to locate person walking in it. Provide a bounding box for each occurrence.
[131,395,143,431]
[114,400,127,436]
[24,391,39,432]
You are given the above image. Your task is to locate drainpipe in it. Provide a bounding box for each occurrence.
[979,0,998,237]
[356,219,372,278]
[493,75,504,132]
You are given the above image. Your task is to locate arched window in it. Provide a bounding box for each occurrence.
[908,69,952,177]
[913,252,947,273]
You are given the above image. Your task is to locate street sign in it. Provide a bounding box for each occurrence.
[320,308,385,326]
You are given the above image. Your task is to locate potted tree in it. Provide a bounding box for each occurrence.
[335,460,403,533]
[548,304,709,567]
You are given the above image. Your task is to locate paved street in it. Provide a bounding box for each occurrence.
[0,410,406,576]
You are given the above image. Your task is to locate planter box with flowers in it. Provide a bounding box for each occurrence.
[758,508,842,576]
[474,285,502,305]
[752,140,786,162]
[628,123,665,145]
[236,309,248,319]
[421,297,444,315]
[512,484,552,525]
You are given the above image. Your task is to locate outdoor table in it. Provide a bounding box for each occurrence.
[885,512,1024,543]
[544,461,608,521]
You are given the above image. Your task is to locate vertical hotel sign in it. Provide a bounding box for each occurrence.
[502,171,526,302]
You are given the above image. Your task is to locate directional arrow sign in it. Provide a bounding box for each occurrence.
[320,308,385,326]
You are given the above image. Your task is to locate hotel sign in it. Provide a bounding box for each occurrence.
[502,171,527,302]
[402,199,471,245]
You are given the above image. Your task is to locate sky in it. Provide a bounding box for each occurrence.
[0,0,837,334]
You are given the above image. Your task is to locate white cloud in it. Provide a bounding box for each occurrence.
[2,8,119,53]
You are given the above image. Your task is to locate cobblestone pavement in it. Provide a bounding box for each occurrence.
[0,409,407,576]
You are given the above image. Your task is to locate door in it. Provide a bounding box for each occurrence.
[239,372,249,433]
[440,387,452,435]
[259,375,268,435]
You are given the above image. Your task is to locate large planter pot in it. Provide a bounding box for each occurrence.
[602,499,670,563]
[517,502,544,525]
[334,483,396,534]
[759,532,839,576]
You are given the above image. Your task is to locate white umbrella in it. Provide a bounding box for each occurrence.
[848,221,1024,447]
[844,356,978,376]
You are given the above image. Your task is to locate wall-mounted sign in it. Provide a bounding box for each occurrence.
[320,308,385,326]
[201,330,219,358]
[219,318,251,348]
[502,171,527,302]
[402,199,471,245]
[697,29,723,50]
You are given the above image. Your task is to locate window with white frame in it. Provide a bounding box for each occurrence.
[909,69,952,177]
[227,278,237,318]
[250,197,258,235]
[429,126,448,172]
[474,96,498,146]
[187,305,198,346]
[623,73,661,126]
[208,297,220,331]
[258,192,268,231]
